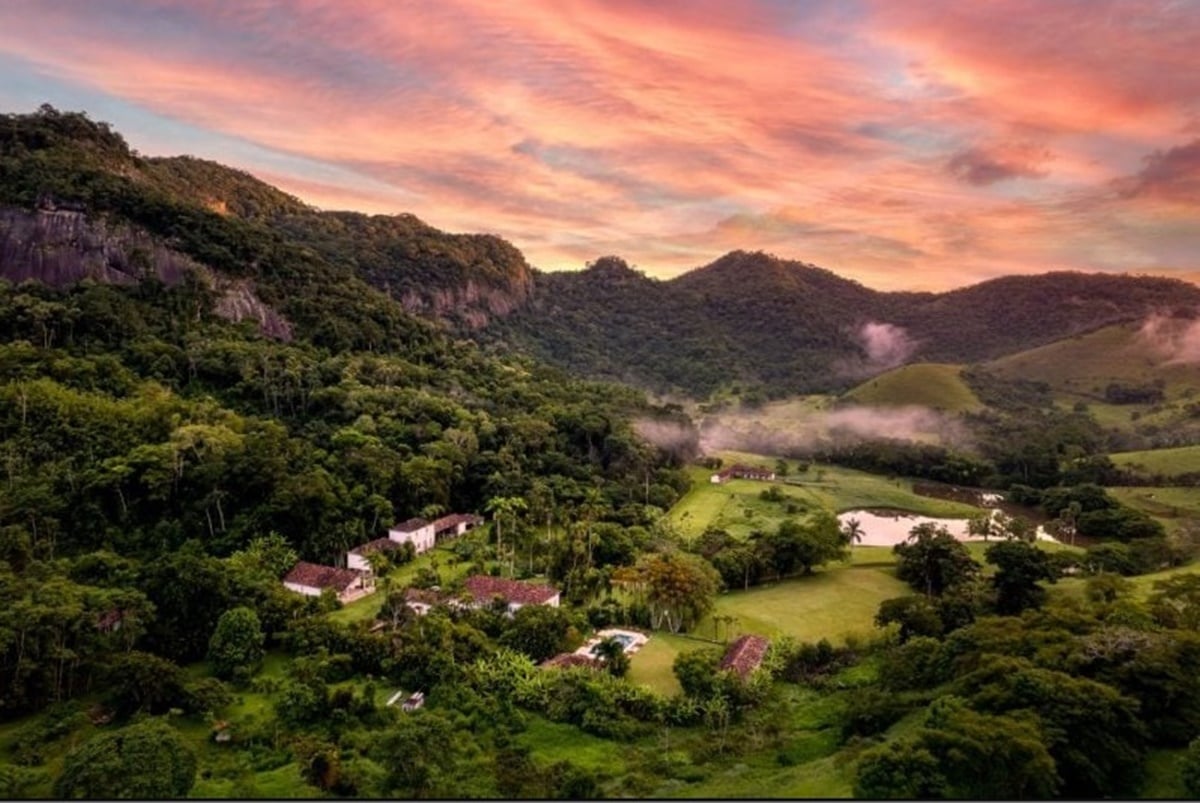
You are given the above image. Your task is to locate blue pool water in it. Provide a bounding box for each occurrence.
[589,632,636,656]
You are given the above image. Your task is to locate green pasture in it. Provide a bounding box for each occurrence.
[841,362,983,414]
[1107,486,1200,533]
[669,458,980,542]
[697,565,908,646]
[626,632,696,697]
[987,323,1200,397]
[517,715,631,774]
[1111,446,1200,478]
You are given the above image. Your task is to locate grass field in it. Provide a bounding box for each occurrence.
[1107,486,1200,534]
[1110,445,1200,478]
[987,322,1200,396]
[626,632,696,696]
[841,362,984,414]
[669,458,980,542]
[517,715,631,774]
[986,322,1200,437]
[698,565,908,646]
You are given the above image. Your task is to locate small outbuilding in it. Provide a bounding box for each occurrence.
[719,634,771,679]
[283,561,373,603]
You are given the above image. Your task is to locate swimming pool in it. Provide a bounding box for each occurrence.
[589,632,636,656]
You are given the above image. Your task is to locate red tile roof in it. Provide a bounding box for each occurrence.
[540,652,602,670]
[348,537,404,556]
[719,634,771,678]
[431,513,483,533]
[283,561,363,592]
[392,517,430,532]
[463,575,559,606]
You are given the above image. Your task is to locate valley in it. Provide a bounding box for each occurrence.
[2,107,1200,800]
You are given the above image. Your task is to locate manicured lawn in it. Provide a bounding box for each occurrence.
[626,632,701,697]
[697,564,908,646]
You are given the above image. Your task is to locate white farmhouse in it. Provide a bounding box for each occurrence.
[388,517,436,554]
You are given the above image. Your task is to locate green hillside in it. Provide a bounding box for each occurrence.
[985,322,1200,448]
[841,362,983,413]
[987,322,1200,398]
[1111,446,1200,479]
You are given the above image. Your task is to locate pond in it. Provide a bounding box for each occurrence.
[837,508,1059,547]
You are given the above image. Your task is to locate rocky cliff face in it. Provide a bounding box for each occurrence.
[396,276,531,330]
[0,204,292,340]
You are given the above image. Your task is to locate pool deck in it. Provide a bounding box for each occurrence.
[574,627,650,658]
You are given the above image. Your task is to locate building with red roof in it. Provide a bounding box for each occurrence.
[719,634,771,678]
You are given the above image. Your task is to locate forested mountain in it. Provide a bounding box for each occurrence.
[8,106,1196,403]
[487,252,1200,398]
[0,106,694,718]
[0,106,532,333]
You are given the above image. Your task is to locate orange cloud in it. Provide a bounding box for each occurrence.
[0,0,1197,289]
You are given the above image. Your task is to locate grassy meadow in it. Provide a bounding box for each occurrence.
[840,362,984,414]
[1111,445,1200,478]
[669,457,979,542]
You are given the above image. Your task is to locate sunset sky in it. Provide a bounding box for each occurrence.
[2,0,1199,290]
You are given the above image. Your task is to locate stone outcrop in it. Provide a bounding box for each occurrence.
[0,204,292,340]
[396,276,531,330]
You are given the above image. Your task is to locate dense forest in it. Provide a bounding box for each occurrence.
[485,253,1200,398]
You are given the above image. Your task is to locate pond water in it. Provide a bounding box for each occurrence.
[837,509,1059,547]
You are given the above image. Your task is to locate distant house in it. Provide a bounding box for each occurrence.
[388,517,436,554]
[401,691,426,712]
[431,513,484,541]
[710,464,776,484]
[719,634,771,678]
[462,575,560,613]
[283,561,373,603]
[346,537,406,572]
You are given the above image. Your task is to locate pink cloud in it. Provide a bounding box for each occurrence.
[0,0,1197,289]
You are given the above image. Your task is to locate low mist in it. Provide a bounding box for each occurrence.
[633,417,701,460]
[698,403,967,457]
[835,320,919,379]
[1136,312,1200,364]
[858,321,917,368]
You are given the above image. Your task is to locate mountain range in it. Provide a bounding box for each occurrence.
[4,106,1199,400]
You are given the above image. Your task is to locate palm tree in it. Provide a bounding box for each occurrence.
[592,637,630,677]
[841,518,864,550]
[484,495,527,576]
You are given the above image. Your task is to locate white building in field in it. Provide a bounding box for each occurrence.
[388,517,436,554]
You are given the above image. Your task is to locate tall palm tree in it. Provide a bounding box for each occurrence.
[484,495,527,576]
[841,518,864,550]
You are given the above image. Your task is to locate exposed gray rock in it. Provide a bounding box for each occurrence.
[0,205,292,340]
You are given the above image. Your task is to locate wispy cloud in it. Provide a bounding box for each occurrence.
[0,0,1198,289]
